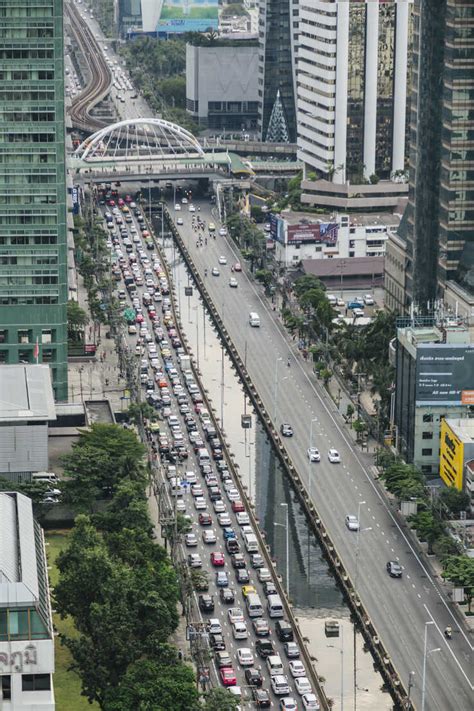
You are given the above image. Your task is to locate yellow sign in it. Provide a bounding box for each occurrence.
[439,420,464,490]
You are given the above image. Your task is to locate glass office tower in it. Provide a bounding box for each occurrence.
[0,0,68,400]
[403,0,474,308]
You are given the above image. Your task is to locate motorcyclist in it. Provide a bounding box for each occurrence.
[204,268,208,277]
[444,626,452,639]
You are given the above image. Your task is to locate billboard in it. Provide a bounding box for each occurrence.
[439,419,464,490]
[270,214,285,244]
[415,344,474,404]
[287,222,339,245]
[157,0,218,34]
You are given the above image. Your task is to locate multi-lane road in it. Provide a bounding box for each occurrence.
[167,198,473,711]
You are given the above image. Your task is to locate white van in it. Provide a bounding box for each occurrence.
[249,312,260,327]
[243,532,258,553]
[267,594,284,618]
[169,477,183,497]
[245,593,263,618]
[197,448,210,465]
[32,471,58,485]
[266,654,284,676]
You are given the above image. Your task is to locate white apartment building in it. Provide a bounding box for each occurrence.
[297,0,412,184]
[0,492,55,709]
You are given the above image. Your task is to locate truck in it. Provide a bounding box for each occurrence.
[178,354,191,370]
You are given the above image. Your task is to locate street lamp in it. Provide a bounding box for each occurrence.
[274,502,289,595]
[354,502,371,592]
[421,621,440,711]
[308,417,318,501]
[273,356,282,422]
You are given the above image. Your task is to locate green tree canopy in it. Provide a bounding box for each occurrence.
[442,556,474,612]
[67,299,89,342]
[439,487,471,516]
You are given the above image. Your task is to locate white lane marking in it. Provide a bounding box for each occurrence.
[424,604,474,689]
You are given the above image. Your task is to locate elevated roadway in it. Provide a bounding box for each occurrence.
[167,199,473,711]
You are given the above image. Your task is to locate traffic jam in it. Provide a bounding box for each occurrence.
[100,186,321,711]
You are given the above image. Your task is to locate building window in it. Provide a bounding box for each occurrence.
[18,329,31,344]
[22,674,51,692]
[422,414,433,423]
[422,448,433,457]
[421,465,432,474]
[422,432,433,439]
[0,350,7,364]
[41,329,53,344]
[1,676,11,700]
[0,329,7,343]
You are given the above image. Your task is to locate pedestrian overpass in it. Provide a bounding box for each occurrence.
[69,118,301,183]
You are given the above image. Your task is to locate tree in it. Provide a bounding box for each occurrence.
[158,76,186,108]
[439,487,470,517]
[345,404,355,424]
[353,419,367,442]
[202,688,241,711]
[320,368,332,386]
[67,299,89,342]
[432,535,462,561]
[442,556,474,612]
[408,510,444,554]
[127,401,157,425]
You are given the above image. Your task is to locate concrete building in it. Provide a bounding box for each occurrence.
[394,322,474,474]
[0,0,68,401]
[0,491,55,710]
[440,418,474,507]
[186,41,259,131]
[269,210,398,268]
[258,0,298,142]
[384,229,408,313]
[402,0,474,311]
[297,0,413,188]
[0,365,56,480]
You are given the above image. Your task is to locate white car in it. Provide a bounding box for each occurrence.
[289,660,306,678]
[202,529,217,544]
[307,447,320,462]
[219,227,227,236]
[280,699,298,711]
[327,448,341,463]
[353,308,364,317]
[257,568,271,582]
[184,471,197,484]
[176,500,186,513]
[218,513,232,526]
[207,618,222,635]
[211,267,220,276]
[302,693,320,710]
[188,553,202,568]
[194,497,207,510]
[229,277,238,288]
[218,255,227,265]
[237,647,254,666]
[228,608,244,624]
[232,621,248,639]
[295,677,312,695]
[185,533,198,547]
[226,487,240,501]
[363,294,374,305]
[345,514,360,531]
[213,499,226,513]
[271,675,290,696]
[189,204,196,212]
[236,511,250,526]
[177,217,183,226]
[174,203,181,211]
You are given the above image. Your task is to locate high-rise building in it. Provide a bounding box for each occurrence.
[258,0,298,143]
[401,0,474,310]
[0,0,68,401]
[297,0,413,184]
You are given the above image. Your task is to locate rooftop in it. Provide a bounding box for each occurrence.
[301,256,384,278]
[0,492,39,607]
[279,210,400,227]
[0,364,56,423]
[446,419,474,444]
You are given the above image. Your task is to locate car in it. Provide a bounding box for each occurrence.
[218,512,232,527]
[257,567,271,582]
[280,699,298,711]
[289,660,306,678]
[226,487,240,502]
[253,618,270,637]
[295,677,312,695]
[236,568,250,584]
[208,222,216,231]
[284,642,300,659]
[215,650,232,668]
[276,620,294,642]
[209,633,226,651]
[353,308,365,317]
[241,584,256,598]
[212,267,220,276]
[189,204,196,212]
[228,686,242,699]
[202,529,217,544]
[301,693,320,710]
[220,588,235,604]
[188,553,202,568]
[386,560,403,578]
[251,553,265,569]
[256,638,275,659]
[211,552,226,567]
[245,667,263,688]
[207,618,222,634]
[220,667,236,687]
[176,499,186,513]
[185,533,198,547]
[218,255,227,265]
[216,571,229,587]
[198,594,214,612]
[236,511,250,526]
[237,647,254,666]
[228,608,244,624]
[253,688,271,708]
[363,294,375,305]
[194,497,207,510]
[271,675,290,696]
[222,527,236,540]
[231,553,246,569]
[307,447,321,462]
[174,203,181,211]
[229,277,238,288]
[280,423,294,437]
[176,217,183,225]
[232,621,248,640]
[213,499,226,513]
[234,262,242,272]
[231,500,245,513]
[327,448,341,463]
[199,512,212,526]
[263,581,278,597]
[345,514,360,531]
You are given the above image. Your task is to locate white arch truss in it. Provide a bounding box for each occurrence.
[74,118,205,162]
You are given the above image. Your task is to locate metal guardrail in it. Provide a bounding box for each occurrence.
[161,207,414,711]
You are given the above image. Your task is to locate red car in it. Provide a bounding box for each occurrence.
[108,199,116,206]
[135,314,144,323]
[211,552,225,567]
[232,500,245,513]
[220,666,236,687]
[199,513,212,526]
[124,194,132,203]
[234,262,242,272]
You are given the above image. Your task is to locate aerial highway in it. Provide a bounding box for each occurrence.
[166,197,473,711]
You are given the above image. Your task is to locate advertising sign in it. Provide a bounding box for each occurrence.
[157,0,218,34]
[439,419,464,490]
[287,222,339,245]
[461,390,474,405]
[71,186,79,215]
[415,344,474,404]
[269,213,285,244]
